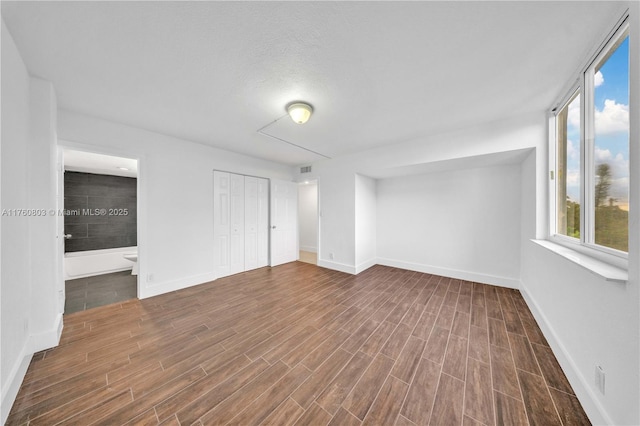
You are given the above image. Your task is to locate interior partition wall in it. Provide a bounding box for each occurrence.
[213,171,269,278]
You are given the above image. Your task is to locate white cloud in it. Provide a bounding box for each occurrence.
[566,169,580,187]
[594,70,604,87]
[566,169,581,201]
[594,146,612,162]
[567,95,580,129]
[595,99,629,135]
[566,139,578,160]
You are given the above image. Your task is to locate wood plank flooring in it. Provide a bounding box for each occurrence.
[8,263,590,425]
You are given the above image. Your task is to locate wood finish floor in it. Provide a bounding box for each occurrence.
[8,263,590,425]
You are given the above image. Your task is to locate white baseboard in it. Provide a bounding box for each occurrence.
[29,313,63,353]
[1,312,64,423]
[140,272,217,299]
[1,344,32,424]
[299,245,317,253]
[317,259,356,275]
[355,258,377,274]
[376,257,520,288]
[519,284,612,426]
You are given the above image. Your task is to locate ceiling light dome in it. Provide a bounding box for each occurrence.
[287,102,313,124]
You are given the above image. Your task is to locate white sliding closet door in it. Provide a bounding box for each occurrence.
[213,171,230,278]
[244,177,258,271]
[257,178,269,268]
[214,172,272,277]
[229,173,245,275]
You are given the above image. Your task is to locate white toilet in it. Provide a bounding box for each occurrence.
[123,252,138,275]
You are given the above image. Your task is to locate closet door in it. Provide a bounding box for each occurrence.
[229,173,245,275]
[213,171,230,278]
[244,177,258,271]
[256,178,269,268]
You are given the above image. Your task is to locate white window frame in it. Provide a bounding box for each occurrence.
[549,13,629,271]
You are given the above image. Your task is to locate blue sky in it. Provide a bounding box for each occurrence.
[565,36,629,209]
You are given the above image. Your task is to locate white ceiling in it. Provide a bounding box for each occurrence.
[64,149,138,178]
[363,148,534,180]
[1,1,624,166]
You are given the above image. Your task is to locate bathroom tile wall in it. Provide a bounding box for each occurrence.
[64,171,137,252]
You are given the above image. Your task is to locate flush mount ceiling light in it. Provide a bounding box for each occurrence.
[256,100,330,159]
[287,102,313,124]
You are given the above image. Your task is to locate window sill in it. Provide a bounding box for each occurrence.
[531,239,628,284]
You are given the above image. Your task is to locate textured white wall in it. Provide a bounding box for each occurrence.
[297,183,318,253]
[1,22,61,423]
[28,77,61,350]
[355,174,376,272]
[377,164,522,287]
[1,20,32,423]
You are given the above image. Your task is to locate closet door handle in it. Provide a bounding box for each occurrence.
[271,225,277,229]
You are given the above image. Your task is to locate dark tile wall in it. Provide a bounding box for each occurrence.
[64,171,137,252]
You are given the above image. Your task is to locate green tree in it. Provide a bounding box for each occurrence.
[594,163,611,207]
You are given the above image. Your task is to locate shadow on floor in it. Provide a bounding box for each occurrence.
[65,270,137,314]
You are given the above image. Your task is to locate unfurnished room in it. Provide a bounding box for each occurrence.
[1,1,638,425]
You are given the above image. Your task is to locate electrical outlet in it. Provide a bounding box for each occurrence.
[148,273,154,282]
[595,365,605,395]
[329,252,334,260]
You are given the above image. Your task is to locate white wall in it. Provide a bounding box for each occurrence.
[297,183,318,253]
[312,169,356,273]
[377,164,522,287]
[355,174,376,273]
[1,20,60,423]
[29,77,62,350]
[1,20,32,423]
[296,112,546,274]
[57,110,294,298]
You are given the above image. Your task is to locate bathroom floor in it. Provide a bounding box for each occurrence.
[65,270,137,314]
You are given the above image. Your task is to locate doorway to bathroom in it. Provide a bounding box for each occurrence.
[298,180,319,265]
[60,148,139,313]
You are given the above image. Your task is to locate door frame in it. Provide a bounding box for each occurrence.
[57,140,145,301]
[297,179,320,264]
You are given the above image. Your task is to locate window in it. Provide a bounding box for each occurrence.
[552,18,629,257]
[556,91,581,239]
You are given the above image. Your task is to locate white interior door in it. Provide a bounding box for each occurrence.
[270,179,298,267]
[244,176,258,271]
[213,171,231,278]
[229,173,245,275]
[257,178,269,268]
